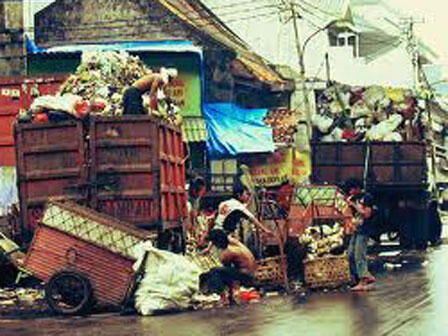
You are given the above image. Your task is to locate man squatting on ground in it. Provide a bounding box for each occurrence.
[199,229,258,304]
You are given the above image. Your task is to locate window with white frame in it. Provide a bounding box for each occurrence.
[328,29,359,57]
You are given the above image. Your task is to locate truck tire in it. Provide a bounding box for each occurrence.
[428,201,442,245]
[45,271,93,315]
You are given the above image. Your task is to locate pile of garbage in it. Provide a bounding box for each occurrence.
[299,223,344,260]
[264,109,298,144]
[26,51,181,124]
[313,84,427,142]
[0,288,45,311]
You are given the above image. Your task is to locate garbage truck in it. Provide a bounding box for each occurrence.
[310,140,442,249]
[14,115,187,248]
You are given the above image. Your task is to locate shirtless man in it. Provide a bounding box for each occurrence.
[199,229,257,304]
[122,68,177,115]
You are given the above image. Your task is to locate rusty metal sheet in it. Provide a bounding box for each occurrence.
[158,122,187,229]
[89,116,160,228]
[311,142,427,187]
[0,77,26,166]
[89,116,187,230]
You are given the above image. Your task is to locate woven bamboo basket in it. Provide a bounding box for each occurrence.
[255,256,286,285]
[304,255,351,289]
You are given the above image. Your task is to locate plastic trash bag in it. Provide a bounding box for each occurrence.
[0,167,18,217]
[312,114,334,133]
[364,86,386,109]
[383,132,403,142]
[350,101,372,119]
[132,241,203,315]
[30,94,83,115]
[385,87,405,103]
[366,114,403,141]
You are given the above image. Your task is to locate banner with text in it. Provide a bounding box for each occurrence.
[249,148,311,187]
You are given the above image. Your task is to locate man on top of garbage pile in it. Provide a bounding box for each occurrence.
[199,229,257,305]
[122,67,178,115]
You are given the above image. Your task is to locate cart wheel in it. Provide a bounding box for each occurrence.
[45,271,93,315]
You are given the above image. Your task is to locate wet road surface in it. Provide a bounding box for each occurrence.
[1,244,448,336]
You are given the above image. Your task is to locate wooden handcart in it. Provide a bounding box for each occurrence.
[23,200,149,315]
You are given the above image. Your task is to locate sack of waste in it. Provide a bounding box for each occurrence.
[132,241,203,315]
[365,114,403,141]
[30,94,83,115]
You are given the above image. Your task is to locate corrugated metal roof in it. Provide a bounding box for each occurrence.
[238,55,282,83]
[159,0,248,51]
[182,116,207,142]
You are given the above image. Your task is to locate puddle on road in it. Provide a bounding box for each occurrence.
[2,245,448,336]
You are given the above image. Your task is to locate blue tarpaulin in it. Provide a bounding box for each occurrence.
[203,103,274,158]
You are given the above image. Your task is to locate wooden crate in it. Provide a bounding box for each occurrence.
[304,255,350,289]
[255,256,286,285]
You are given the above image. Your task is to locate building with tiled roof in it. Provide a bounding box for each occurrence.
[33,0,294,107]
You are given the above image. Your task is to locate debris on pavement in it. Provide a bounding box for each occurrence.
[384,263,403,271]
[0,288,46,311]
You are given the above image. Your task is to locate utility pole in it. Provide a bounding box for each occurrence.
[325,52,331,85]
[289,1,313,141]
[401,17,425,90]
[402,16,440,200]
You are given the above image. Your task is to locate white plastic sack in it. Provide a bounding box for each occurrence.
[312,114,334,133]
[321,127,344,142]
[366,114,403,141]
[0,167,18,216]
[133,241,203,315]
[350,101,371,119]
[383,132,403,142]
[30,94,82,114]
[364,86,386,108]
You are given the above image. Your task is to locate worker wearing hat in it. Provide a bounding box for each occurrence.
[122,67,178,115]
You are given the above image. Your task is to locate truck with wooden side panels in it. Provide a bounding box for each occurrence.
[14,115,187,248]
[0,75,68,166]
[311,141,442,250]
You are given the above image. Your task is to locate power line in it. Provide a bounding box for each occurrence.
[208,0,273,11]
[300,11,405,52]
[312,56,325,79]
[297,0,342,17]
[0,10,281,59]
